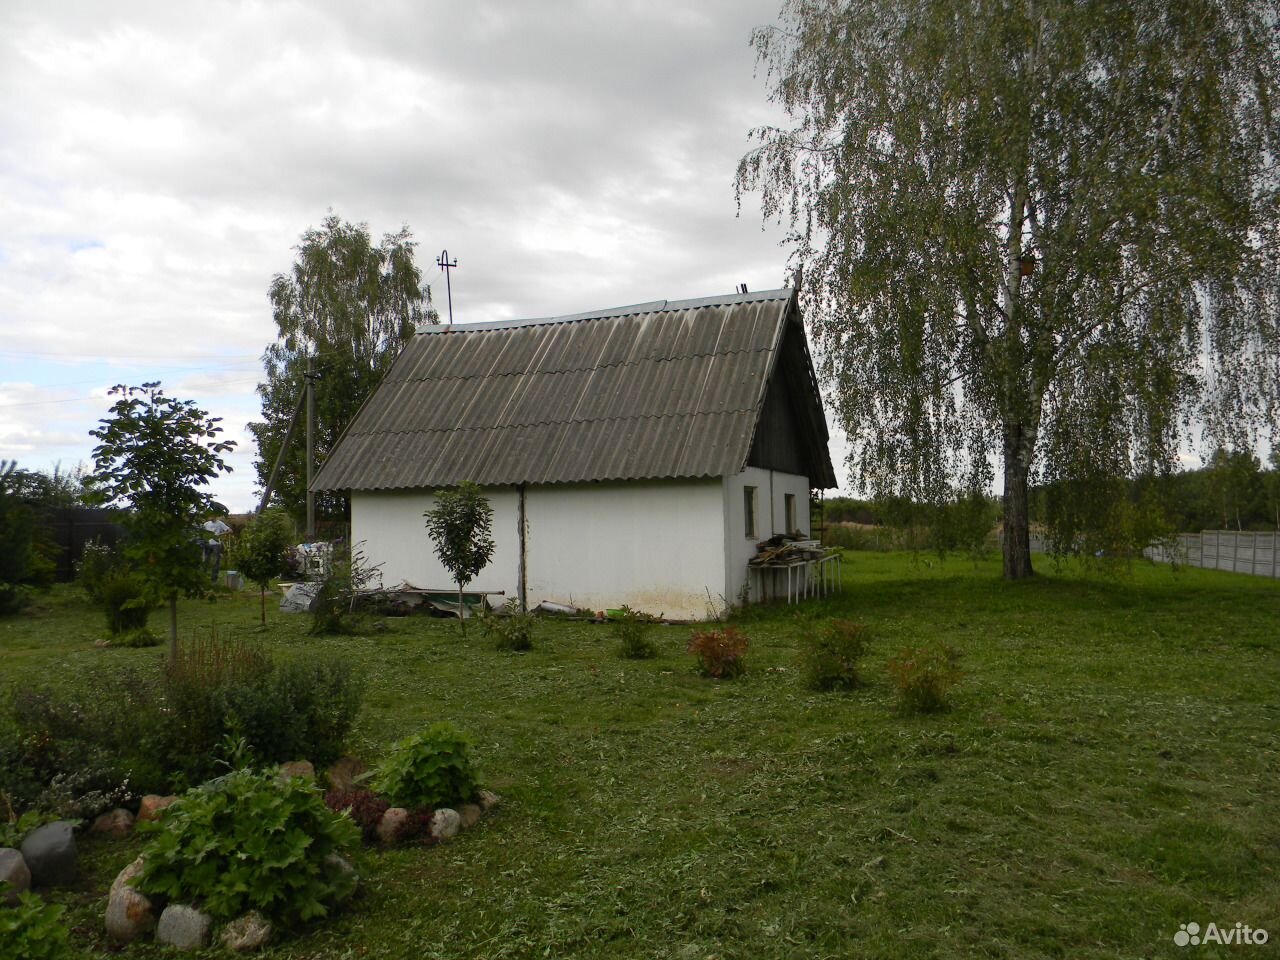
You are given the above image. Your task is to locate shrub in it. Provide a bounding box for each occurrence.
[802,619,871,691]
[0,890,73,960]
[614,605,658,659]
[482,600,535,651]
[136,768,359,924]
[0,581,26,616]
[74,538,116,603]
[309,543,384,635]
[98,569,150,634]
[886,644,963,713]
[111,627,160,648]
[374,722,478,810]
[688,626,748,679]
[323,788,389,843]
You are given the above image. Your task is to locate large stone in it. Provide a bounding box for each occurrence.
[477,789,502,812]
[156,904,212,951]
[326,757,368,792]
[104,857,155,942]
[376,807,412,845]
[91,808,135,838]
[276,760,315,782]
[19,821,77,888]
[0,848,31,905]
[458,803,482,829]
[280,581,322,613]
[221,911,273,951]
[431,808,461,841]
[137,794,178,823]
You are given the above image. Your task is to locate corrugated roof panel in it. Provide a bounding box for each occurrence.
[313,288,835,491]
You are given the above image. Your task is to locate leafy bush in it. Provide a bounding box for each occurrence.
[688,626,748,678]
[111,627,160,648]
[482,600,536,651]
[615,605,658,659]
[802,619,871,691]
[4,635,364,806]
[323,788,389,843]
[309,543,385,635]
[886,644,963,713]
[374,722,478,810]
[75,538,116,603]
[98,569,150,634]
[0,890,73,960]
[136,768,359,924]
[0,581,26,616]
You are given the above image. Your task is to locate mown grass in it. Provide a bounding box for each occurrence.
[3,552,1278,959]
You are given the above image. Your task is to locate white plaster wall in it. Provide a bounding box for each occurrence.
[722,467,812,605]
[523,479,725,621]
[351,488,521,598]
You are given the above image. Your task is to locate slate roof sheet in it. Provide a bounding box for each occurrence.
[312,288,820,490]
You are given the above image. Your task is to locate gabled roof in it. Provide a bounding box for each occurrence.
[312,288,836,491]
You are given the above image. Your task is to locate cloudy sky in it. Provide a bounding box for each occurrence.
[1,0,851,511]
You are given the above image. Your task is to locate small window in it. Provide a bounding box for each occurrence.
[744,485,758,538]
[785,493,797,534]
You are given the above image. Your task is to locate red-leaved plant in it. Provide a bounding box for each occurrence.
[687,626,748,679]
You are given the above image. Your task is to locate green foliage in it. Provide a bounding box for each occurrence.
[4,633,363,804]
[482,600,536,652]
[0,890,74,960]
[97,567,150,634]
[886,645,963,714]
[739,0,1280,580]
[309,542,385,635]
[238,509,294,625]
[74,539,116,604]
[374,722,478,810]
[424,482,495,635]
[250,215,434,525]
[85,383,235,646]
[614,605,658,660]
[111,627,160,648]
[802,619,871,691]
[687,626,748,679]
[136,768,359,923]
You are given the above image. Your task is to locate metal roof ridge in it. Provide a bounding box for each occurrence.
[414,287,792,334]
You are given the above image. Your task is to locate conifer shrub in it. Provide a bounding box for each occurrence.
[886,644,963,713]
[373,722,478,809]
[136,768,359,924]
[687,626,748,678]
[801,619,871,691]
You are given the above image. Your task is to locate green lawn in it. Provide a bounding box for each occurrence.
[3,553,1278,959]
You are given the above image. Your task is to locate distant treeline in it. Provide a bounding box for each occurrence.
[819,451,1280,552]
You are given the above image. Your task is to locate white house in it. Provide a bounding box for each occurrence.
[312,287,836,620]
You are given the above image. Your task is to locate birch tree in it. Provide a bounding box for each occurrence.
[738,0,1280,577]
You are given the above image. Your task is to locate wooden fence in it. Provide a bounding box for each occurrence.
[1144,531,1280,579]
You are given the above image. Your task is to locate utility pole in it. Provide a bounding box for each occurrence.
[305,352,316,540]
[436,250,458,325]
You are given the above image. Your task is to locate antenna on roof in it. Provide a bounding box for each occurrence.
[436,250,458,325]
[737,283,748,294]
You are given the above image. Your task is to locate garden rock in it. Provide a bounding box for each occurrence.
[277,759,315,781]
[221,911,273,951]
[324,853,358,901]
[20,820,77,887]
[458,803,482,829]
[326,756,368,791]
[376,807,412,845]
[431,808,461,841]
[280,581,322,613]
[105,857,155,942]
[137,794,177,822]
[157,903,212,951]
[0,848,31,904]
[477,789,502,812]
[91,808,135,838]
